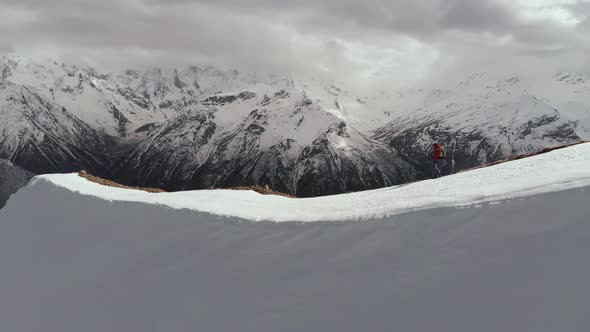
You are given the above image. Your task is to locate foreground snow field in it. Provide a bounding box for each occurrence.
[0,143,589,331]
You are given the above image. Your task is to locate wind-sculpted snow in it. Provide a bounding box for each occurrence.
[0,144,589,331]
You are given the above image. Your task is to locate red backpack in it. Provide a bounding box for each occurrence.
[433,143,445,160]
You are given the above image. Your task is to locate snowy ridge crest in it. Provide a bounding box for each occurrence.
[24,143,590,222]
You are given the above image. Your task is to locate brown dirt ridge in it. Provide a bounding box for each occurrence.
[78,170,294,197]
[78,170,166,193]
[223,186,295,198]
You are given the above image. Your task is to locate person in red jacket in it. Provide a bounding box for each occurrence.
[432,143,445,178]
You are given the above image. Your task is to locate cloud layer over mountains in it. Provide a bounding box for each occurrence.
[1,0,590,89]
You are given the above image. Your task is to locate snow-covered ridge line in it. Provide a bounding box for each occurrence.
[30,142,590,222]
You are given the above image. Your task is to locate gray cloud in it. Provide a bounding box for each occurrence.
[1,0,589,90]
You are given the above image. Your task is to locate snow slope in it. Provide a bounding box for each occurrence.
[22,142,590,222]
[0,144,589,332]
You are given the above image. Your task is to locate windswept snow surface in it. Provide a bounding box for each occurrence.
[0,143,589,332]
[25,142,590,222]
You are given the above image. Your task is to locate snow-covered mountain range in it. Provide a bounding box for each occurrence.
[1,55,589,196]
[374,73,589,175]
[115,83,414,196]
[0,79,114,175]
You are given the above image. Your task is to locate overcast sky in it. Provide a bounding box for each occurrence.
[1,0,590,90]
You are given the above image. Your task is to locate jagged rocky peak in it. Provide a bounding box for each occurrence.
[112,83,414,196]
[0,80,115,175]
[294,121,415,197]
[0,57,169,137]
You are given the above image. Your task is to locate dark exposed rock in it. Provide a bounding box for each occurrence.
[174,73,186,89]
[295,123,414,197]
[159,100,174,109]
[0,159,35,209]
[0,83,116,177]
[135,122,158,134]
[117,87,151,109]
[110,105,130,137]
[202,94,239,105]
[238,91,257,100]
[274,90,290,99]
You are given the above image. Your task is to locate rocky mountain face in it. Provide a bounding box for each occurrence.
[1,56,589,198]
[374,95,581,177]
[114,85,415,197]
[0,80,114,175]
[0,158,35,208]
[374,73,589,178]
